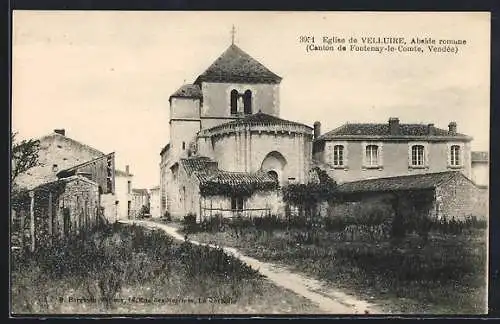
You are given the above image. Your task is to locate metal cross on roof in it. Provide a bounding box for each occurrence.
[231,25,236,45]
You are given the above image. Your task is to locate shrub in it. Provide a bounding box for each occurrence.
[199,214,225,233]
[327,200,394,228]
[182,213,198,233]
[12,222,266,313]
[163,211,172,222]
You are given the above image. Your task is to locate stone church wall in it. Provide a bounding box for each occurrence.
[200,82,280,118]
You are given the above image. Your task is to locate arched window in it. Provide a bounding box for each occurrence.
[230,89,238,115]
[267,170,279,183]
[333,145,344,166]
[411,145,425,166]
[243,90,252,115]
[365,145,379,166]
[450,145,461,166]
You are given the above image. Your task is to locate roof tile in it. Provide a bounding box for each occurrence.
[194,44,282,84]
[318,123,471,140]
[205,111,312,133]
[169,84,202,100]
[337,171,469,194]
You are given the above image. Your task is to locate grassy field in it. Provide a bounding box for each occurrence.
[11,223,324,315]
[188,226,487,315]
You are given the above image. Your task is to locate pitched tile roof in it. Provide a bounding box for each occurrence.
[169,84,202,100]
[33,175,99,192]
[40,132,106,157]
[317,123,471,141]
[471,151,488,163]
[205,111,312,132]
[132,188,149,195]
[180,156,276,187]
[337,171,471,194]
[196,170,277,187]
[180,156,219,176]
[194,44,282,84]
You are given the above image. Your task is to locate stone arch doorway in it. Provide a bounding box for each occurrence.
[260,151,287,185]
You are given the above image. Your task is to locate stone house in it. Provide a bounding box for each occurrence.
[149,186,161,218]
[113,166,133,220]
[471,151,489,188]
[15,129,106,189]
[160,43,313,221]
[131,188,150,217]
[11,175,100,251]
[334,171,487,221]
[312,118,473,184]
[12,129,133,225]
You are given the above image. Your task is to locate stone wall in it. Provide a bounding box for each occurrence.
[200,82,279,118]
[12,176,101,250]
[211,131,312,184]
[436,175,487,220]
[471,162,489,187]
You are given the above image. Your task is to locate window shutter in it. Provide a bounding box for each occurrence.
[361,142,367,167]
[408,144,413,167]
[446,143,452,167]
[460,144,465,166]
[344,143,349,168]
[378,143,384,167]
[424,144,430,167]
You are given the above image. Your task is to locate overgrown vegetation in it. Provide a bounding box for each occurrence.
[188,208,487,314]
[282,167,337,219]
[11,132,41,184]
[11,223,322,314]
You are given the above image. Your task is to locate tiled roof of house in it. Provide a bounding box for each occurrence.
[317,123,471,141]
[205,111,312,133]
[169,84,202,100]
[194,44,282,84]
[40,132,106,157]
[179,156,276,187]
[180,156,219,176]
[196,170,277,187]
[471,151,488,163]
[34,175,99,192]
[337,171,472,194]
[132,188,149,195]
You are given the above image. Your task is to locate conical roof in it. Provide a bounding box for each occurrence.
[194,44,282,84]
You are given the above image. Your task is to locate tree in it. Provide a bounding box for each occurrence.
[11,132,40,184]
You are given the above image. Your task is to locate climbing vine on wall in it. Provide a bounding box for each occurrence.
[199,181,278,198]
[282,167,337,209]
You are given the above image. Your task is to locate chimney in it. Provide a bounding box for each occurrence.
[448,122,457,135]
[54,129,65,136]
[125,165,130,175]
[313,121,321,139]
[427,123,435,136]
[388,117,400,135]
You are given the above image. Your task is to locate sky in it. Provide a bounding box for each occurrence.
[12,11,490,188]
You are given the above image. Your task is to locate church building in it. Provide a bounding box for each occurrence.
[160,41,314,221]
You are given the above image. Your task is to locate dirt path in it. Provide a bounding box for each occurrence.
[119,219,383,315]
